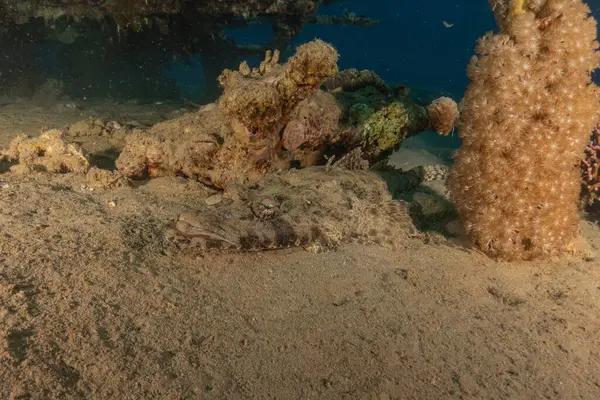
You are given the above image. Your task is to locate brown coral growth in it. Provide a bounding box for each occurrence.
[322,68,388,93]
[426,97,460,136]
[116,40,340,189]
[284,39,339,88]
[282,90,342,150]
[448,0,600,261]
[581,121,600,204]
[3,129,90,174]
[218,39,339,139]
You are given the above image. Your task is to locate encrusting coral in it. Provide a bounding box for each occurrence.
[360,103,412,151]
[342,96,458,158]
[116,40,341,188]
[2,129,90,174]
[329,74,460,154]
[281,90,342,150]
[115,39,460,188]
[448,0,600,261]
[326,84,459,163]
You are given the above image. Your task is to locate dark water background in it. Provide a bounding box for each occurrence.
[265,1,495,100]
[19,1,600,109]
[173,1,499,102]
[212,0,600,101]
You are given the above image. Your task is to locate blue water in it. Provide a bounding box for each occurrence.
[295,1,496,100]
[173,0,597,104]
[19,1,600,103]
[225,0,599,99]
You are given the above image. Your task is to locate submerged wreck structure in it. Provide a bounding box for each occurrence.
[0,0,379,101]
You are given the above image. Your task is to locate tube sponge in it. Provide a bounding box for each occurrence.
[448,0,600,261]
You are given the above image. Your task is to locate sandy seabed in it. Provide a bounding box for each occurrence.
[1,99,600,399]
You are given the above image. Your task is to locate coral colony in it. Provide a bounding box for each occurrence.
[113,40,458,189]
[449,0,600,261]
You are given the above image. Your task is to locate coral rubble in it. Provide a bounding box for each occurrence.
[115,104,228,185]
[86,167,131,190]
[0,38,459,192]
[3,129,90,174]
[448,0,600,261]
